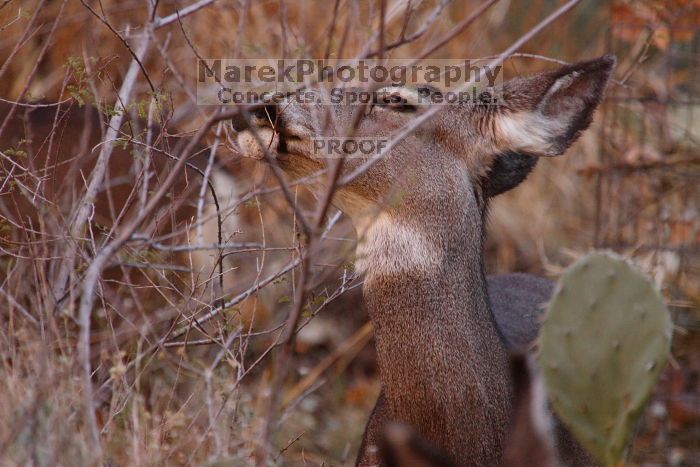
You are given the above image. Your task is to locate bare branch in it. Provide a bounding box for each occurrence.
[340,0,584,186]
[152,0,216,29]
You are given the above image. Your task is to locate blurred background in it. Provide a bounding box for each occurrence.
[0,0,698,465]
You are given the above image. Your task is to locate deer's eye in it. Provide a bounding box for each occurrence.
[379,102,417,113]
[372,91,417,113]
[389,101,417,113]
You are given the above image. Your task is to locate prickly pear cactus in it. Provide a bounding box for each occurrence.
[538,252,672,466]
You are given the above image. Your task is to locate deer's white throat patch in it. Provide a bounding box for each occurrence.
[354,213,442,279]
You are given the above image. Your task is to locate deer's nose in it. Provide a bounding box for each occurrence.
[231,103,278,132]
[252,103,278,122]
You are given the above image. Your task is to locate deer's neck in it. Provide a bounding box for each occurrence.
[357,206,511,464]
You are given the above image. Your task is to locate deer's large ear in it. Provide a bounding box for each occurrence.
[493,54,616,157]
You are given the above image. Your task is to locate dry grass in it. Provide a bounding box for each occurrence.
[0,0,698,465]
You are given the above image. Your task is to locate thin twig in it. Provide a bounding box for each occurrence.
[340,0,584,186]
[0,96,72,107]
[196,121,224,298]
[362,0,451,58]
[281,321,373,408]
[78,0,156,94]
[0,0,46,83]
[51,28,153,305]
[0,286,39,326]
[138,240,265,252]
[152,0,216,29]
[76,109,229,460]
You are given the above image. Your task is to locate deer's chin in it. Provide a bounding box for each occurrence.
[236,128,277,160]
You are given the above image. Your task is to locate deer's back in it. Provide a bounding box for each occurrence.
[487,273,554,352]
[489,273,595,466]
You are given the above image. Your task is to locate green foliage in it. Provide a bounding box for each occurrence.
[114,138,130,150]
[277,295,291,304]
[4,147,27,159]
[99,103,122,118]
[135,99,149,120]
[65,56,91,106]
[311,294,327,306]
[0,218,12,235]
[538,252,672,466]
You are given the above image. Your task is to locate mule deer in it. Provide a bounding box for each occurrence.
[235,55,616,466]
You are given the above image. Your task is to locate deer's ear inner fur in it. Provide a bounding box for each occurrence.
[484,151,538,197]
[495,54,616,157]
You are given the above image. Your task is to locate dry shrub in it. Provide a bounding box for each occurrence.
[0,0,698,465]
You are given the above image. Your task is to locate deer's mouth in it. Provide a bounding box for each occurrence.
[275,130,304,157]
[235,105,311,161]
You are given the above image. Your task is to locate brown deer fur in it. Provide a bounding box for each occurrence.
[236,55,616,466]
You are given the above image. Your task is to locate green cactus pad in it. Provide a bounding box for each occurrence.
[538,252,672,466]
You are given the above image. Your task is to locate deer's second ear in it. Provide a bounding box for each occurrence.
[495,54,616,157]
[485,151,538,197]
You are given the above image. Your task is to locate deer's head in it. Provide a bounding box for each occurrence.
[238,55,615,271]
[236,55,615,231]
